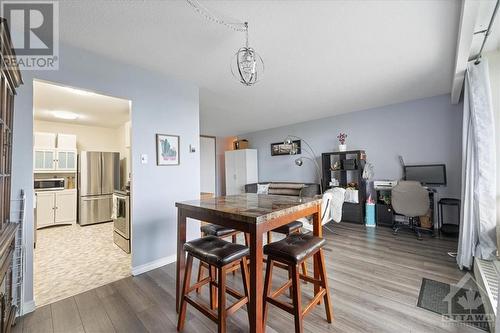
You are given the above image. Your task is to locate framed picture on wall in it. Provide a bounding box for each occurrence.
[271,140,301,156]
[156,134,180,166]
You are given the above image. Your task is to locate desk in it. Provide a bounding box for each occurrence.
[375,187,437,229]
[175,194,324,333]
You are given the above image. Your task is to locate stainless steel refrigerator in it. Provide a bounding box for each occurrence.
[78,151,120,226]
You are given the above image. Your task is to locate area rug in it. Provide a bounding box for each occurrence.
[417,278,490,331]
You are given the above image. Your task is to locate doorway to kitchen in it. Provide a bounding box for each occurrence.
[32,79,133,307]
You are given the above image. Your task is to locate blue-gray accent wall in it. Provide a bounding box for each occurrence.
[240,94,462,198]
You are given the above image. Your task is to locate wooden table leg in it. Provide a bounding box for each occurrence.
[176,209,187,313]
[312,205,322,304]
[249,225,264,333]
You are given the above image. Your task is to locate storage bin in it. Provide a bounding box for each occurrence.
[365,203,375,227]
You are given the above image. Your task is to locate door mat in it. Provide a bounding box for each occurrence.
[417,278,490,332]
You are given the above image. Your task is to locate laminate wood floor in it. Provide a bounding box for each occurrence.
[15,223,482,333]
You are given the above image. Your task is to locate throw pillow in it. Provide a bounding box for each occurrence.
[257,184,270,194]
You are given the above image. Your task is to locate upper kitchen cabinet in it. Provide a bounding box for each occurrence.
[34,132,77,172]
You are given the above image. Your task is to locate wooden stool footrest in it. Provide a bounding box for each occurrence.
[265,296,294,314]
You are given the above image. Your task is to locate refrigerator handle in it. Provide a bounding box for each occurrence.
[101,152,104,195]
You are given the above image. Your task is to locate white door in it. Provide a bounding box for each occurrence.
[200,136,216,195]
[36,192,55,227]
[56,150,77,171]
[55,191,77,224]
[34,149,56,171]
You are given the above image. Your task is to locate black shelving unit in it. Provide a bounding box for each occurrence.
[321,150,366,224]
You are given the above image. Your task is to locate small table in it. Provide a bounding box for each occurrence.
[175,194,324,333]
[438,198,461,236]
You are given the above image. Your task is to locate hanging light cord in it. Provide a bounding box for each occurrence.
[185,0,247,32]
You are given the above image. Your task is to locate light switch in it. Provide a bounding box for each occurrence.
[141,154,148,164]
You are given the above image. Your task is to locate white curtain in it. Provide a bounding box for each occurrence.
[457,60,497,270]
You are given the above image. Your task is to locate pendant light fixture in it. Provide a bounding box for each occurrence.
[230,22,264,86]
[187,1,264,86]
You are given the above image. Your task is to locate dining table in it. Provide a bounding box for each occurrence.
[175,193,324,333]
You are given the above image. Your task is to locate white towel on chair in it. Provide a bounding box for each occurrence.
[331,187,346,222]
[301,188,346,231]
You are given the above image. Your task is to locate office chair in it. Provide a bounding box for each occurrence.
[391,181,430,240]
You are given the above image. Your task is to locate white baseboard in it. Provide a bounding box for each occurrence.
[21,300,35,316]
[131,254,176,276]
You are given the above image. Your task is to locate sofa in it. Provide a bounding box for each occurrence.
[245,182,321,198]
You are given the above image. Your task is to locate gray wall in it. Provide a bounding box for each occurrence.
[12,44,200,309]
[240,94,462,198]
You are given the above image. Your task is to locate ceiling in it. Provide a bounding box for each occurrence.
[54,1,494,135]
[34,80,130,128]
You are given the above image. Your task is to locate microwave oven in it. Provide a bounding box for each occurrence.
[34,178,65,191]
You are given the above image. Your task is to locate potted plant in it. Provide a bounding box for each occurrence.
[337,132,347,151]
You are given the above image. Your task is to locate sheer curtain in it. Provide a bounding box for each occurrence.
[457,60,497,270]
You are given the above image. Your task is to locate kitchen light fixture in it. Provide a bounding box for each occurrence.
[52,111,79,120]
[62,86,96,96]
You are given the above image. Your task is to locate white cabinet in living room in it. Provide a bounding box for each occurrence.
[36,190,77,229]
[225,149,258,195]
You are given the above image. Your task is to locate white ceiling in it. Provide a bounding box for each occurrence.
[55,1,480,135]
[34,80,130,128]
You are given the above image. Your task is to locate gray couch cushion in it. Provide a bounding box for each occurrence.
[245,182,320,198]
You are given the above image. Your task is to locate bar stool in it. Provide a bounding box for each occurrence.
[177,236,250,333]
[197,224,243,291]
[268,221,308,277]
[262,233,333,333]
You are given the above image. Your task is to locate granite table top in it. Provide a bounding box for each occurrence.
[176,193,321,224]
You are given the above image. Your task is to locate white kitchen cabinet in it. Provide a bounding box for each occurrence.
[56,134,77,150]
[34,149,56,171]
[55,191,77,224]
[34,132,56,149]
[56,149,77,171]
[35,190,77,229]
[34,132,77,172]
[225,149,258,195]
[35,192,56,228]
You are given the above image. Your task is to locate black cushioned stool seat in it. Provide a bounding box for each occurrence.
[273,220,303,235]
[262,233,333,332]
[178,236,251,332]
[264,233,325,264]
[200,223,237,237]
[184,236,249,267]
